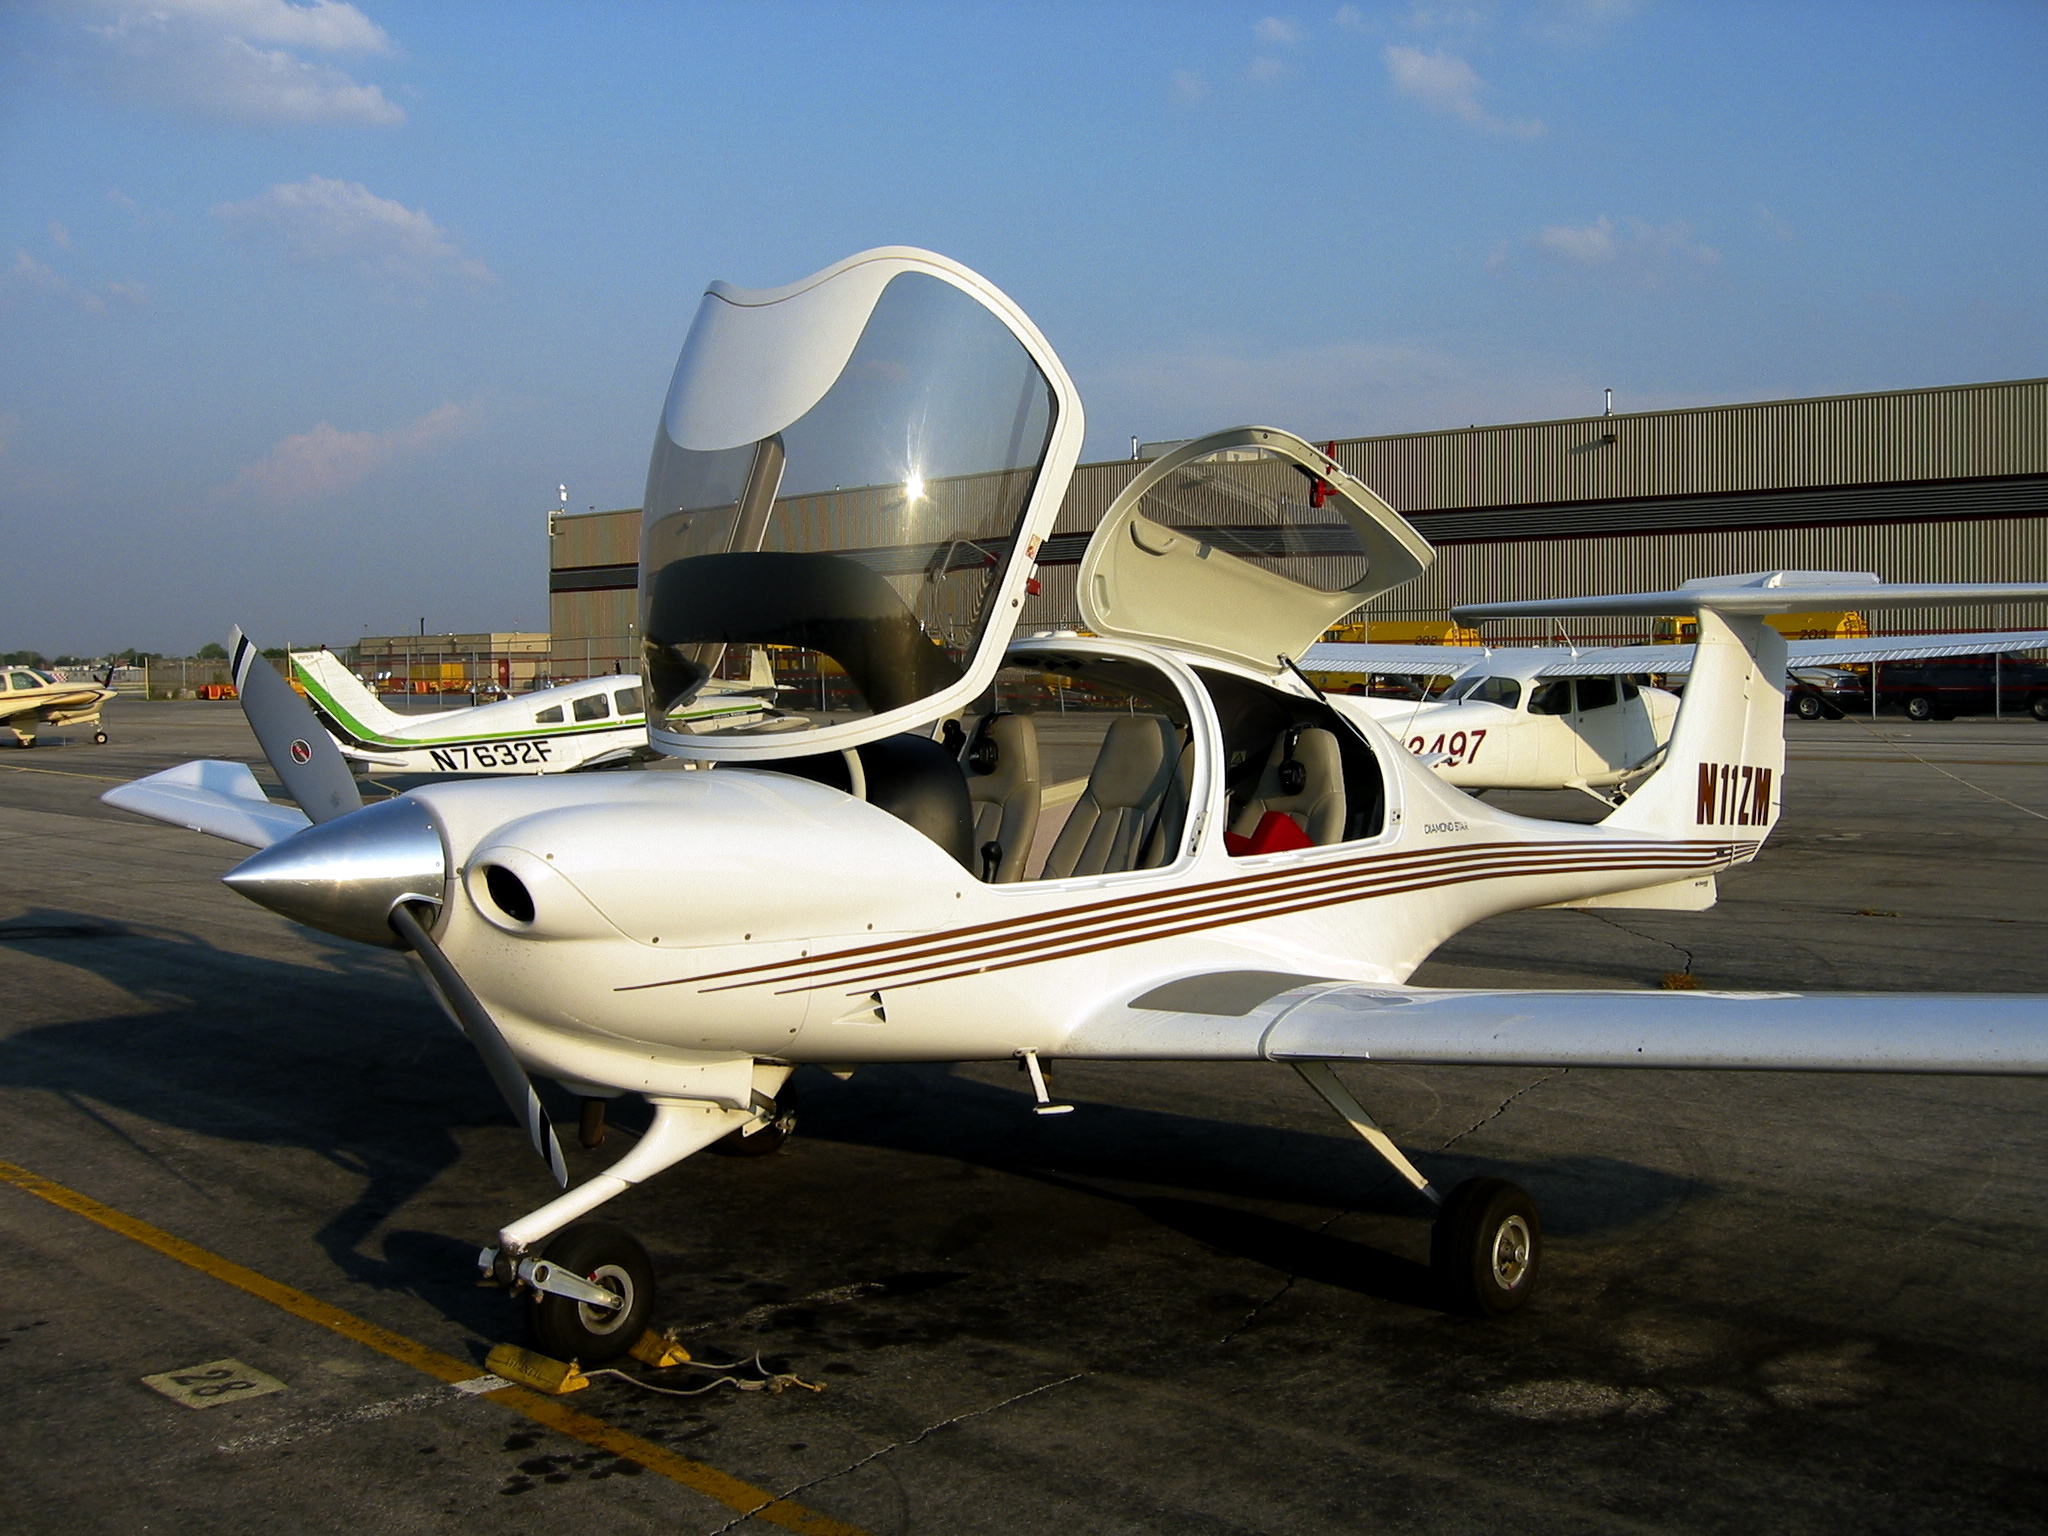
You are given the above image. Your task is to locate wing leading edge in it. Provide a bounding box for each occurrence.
[1066,978,2048,1075]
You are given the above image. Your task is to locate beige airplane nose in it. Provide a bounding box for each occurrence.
[222,795,448,948]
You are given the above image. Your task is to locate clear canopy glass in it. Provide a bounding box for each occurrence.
[641,270,1058,743]
[1130,446,1372,593]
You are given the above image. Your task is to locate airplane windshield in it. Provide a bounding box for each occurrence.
[640,269,1057,744]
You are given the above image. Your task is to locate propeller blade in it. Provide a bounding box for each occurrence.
[387,902,569,1186]
[230,627,363,824]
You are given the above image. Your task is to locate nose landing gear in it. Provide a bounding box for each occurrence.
[527,1222,656,1364]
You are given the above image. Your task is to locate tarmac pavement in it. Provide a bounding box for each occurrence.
[1,702,2043,1534]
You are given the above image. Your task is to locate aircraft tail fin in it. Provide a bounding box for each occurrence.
[749,646,777,691]
[289,648,409,741]
[1599,606,1785,840]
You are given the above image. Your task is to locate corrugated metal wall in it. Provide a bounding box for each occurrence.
[553,378,2048,647]
[1331,376,2048,513]
[1389,518,2048,640]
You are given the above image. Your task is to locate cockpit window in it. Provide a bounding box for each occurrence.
[1576,676,1619,711]
[640,270,1057,744]
[1528,680,1571,716]
[1448,675,1521,709]
[535,705,564,724]
[8,673,38,691]
[573,694,610,722]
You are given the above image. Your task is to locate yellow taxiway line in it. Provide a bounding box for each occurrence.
[0,1159,867,1535]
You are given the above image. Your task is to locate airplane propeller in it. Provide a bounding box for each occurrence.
[226,627,569,1186]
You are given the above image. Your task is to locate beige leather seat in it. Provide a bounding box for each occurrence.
[1230,726,1346,846]
[1041,714,1181,879]
[963,713,1040,882]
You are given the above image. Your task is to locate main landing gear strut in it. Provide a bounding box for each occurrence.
[1292,1062,1541,1315]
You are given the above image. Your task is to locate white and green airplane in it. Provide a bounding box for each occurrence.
[288,646,775,775]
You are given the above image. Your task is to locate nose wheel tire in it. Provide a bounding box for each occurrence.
[709,1105,797,1157]
[1431,1177,1541,1317]
[93,731,109,744]
[527,1222,655,1364]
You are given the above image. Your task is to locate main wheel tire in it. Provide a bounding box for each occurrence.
[527,1222,654,1364]
[708,1105,797,1157]
[1794,693,1824,720]
[1904,694,1937,722]
[1432,1177,1542,1317]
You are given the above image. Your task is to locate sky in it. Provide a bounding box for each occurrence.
[2,1,2045,655]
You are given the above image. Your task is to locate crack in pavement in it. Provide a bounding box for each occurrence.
[1436,1069,1567,1152]
[703,1372,1090,1533]
[1578,909,1696,976]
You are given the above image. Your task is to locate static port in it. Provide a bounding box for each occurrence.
[481,864,535,924]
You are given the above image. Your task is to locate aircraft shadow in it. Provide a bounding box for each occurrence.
[3,913,1702,1328]
[0,908,522,1336]
[769,1063,1699,1310]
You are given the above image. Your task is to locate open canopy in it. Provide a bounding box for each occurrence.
[1078,427,1435,673]
[639,248,1083,758]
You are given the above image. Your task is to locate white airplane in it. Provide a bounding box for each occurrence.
[100,248,2048,1367]
[1,664,115,747]
[1308,622,2048,800]
[287,645,776,775]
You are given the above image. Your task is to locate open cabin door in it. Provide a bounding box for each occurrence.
[1077,427,1434,675]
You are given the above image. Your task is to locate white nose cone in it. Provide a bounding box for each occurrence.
[222,795,447,947]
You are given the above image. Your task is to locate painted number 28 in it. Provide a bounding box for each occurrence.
[172,1368,259,1398]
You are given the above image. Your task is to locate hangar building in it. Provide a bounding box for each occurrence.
[549,375,2048,676]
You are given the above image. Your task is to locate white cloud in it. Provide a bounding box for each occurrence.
[1171,68,1209,103]
[228,402,480,503]
[1384,45,1543,136]
[1509,214,1723,288]
[1256,17,1306,44]
[1333,5,1370,33]
[67,0,402,126]
[49,221,73,250]
[214,176,495,291]
[5,249,147,314]
[1248,55,1288,82]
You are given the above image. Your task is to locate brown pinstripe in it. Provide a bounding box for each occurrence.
[620,837,1753,999]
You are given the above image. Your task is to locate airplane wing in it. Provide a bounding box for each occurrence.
[1492,631,2048,680]
[1529,646,1692,677]
[1298,643,1489,677]
[1065,976,2048,1074]
[100,760,311,848]
[1786,630,2048,666]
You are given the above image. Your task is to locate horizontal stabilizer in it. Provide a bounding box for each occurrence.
[1067,979,2048,1075]
[1456,571,2048,622]
[100,760,311,848]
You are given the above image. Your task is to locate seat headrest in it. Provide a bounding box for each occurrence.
[1089,714,1176,807]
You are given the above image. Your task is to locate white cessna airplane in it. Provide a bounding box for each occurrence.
[1309,622,2048,799]
[101,249,2048,1367]
[288,645,776,775]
